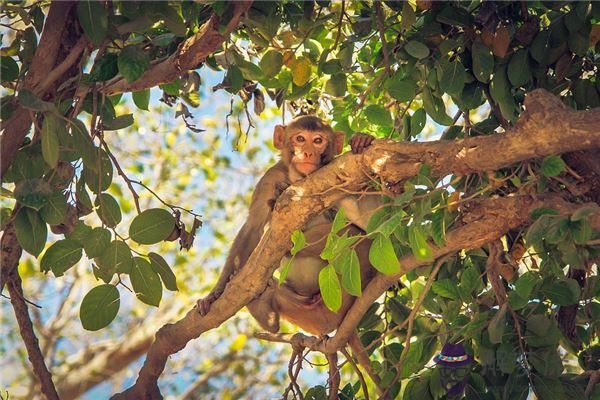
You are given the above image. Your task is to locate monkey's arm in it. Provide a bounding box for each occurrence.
[198,165,288,315]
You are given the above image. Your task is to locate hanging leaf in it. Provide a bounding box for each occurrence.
[13,179,52,210]
[95,240,133,282]
[89,53,118,82]
[132,89,150,111]
[95,193,122,228]
[129,208,176,245]
[77,0,108,46]
[1,56,19,82]
[83,227,112,258]
[422,87,453,125]
[384,77,417,102]
[149,252,178,291]
[431,278,459,300]
[471,40,494,83]
[40,239,82,277]
[318,264,342,312]
[408,225,433,261]
[290,230,306,256]
[259,50,283,78]
[439,60,466,95]
[324,73,347,97]
[80,284,120,331]
[507,49,532,87]
[41,114,62,168]
[430,209,446,246]
[15,207,47,257]
[341,249,362,296]
[118,46,149,83]
[291,57,312,86]
[102,114,134,131]
[40,192,67,225]
[364,104,393,128]
[368,234,401,275]
[131,257,163,307]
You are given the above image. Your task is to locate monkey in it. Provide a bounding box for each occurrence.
[197,115,377,328]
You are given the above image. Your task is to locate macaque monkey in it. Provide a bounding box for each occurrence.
[197,116,379,337]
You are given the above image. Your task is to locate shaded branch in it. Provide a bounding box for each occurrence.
[112,89,600,399]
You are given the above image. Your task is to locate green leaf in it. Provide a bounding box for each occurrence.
[373,211,404,238]
[439,60,466,95]
[404,40,430,59]
[529,349,564,378]
[15,208,47,257]
[422,87,453,125]
[131,257,162,307]
[95,240,133,282]
[542,279,580,305]
[40,192,67,225]
[95,193,122,228]
[318,264,342,312]
[408,224,433,261]
[460,265,481,295]
[129,208,176,245]
[40,239,82,277]
[13,179,52,210]
[259,50,283,78]
[1,56,19,81]
[18,89,56,112]
[278,255,295,285]
[430,209,446,246]
[573,219,592,244]
[118,46,149,83]
[321,59,342,75]
[82,149,113,194]
[384,77,417,102]
[527,314,551,337]
[149,252,178,291]
[132,89,150,111]
[496,343,517,374]
[324,73,347,97]
[331,208,347,234]
[77,0,108,46]
[41,114,62,168]
[431,278,459,300]
[290,230,306,256]
[341,249,362,296]
[368,234,401,275]
[410,108,426,136]
[224,66,243,93]
[70,119,97,167]
[103,114,134,131]
[80,284,120,331]
[571,204,600,221]
[471,40,494,83]
[83,227,111,258]
[365,104,393,128]
[541,156,566,177]
[507,49,531,87]
[530,30,551,65]
[532,376,565,400]
[488,304,507,344]
[89,53,118,82]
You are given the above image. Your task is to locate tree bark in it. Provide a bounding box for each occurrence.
[112,89,600,399]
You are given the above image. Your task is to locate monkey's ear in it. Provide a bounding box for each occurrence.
[273,125,286,149]
[333,131,345,155]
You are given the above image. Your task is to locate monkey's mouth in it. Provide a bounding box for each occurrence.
[294,162,319,175]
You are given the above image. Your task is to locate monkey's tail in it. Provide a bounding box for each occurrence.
[348,332,390,399]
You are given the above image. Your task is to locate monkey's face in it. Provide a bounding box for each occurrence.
[288,130,329,175]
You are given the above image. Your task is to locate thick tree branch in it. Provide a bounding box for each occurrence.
[1,220,60,400]
[0,1,76,178]
[112,89,600,399]
[101,1,252,96]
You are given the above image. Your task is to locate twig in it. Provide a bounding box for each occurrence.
[380,254,452,398]
[332,1,346,50]
[326,352,340,400]
[374,2,391,76]
[341,347,369,400]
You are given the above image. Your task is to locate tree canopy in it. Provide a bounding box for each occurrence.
[1,1,599,400]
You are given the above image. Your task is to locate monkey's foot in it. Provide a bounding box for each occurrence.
[196,290,221,316]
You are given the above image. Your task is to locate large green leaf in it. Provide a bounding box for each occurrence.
[129,208,176,245]
[83,227,112,258]
[384,77,417,102]
[439,60,466,95]
[77,0,108,46]
[541,156,566,177]
[15,208,47,257]
[132,89,150,111]
[404,40,430,59]
[40,239,82,277]
[422,87,453,125]
[40,192,67,225]
[364,104,393,128]
[368,234,401,275]
[80,284,120,331]
[408,224,433,261]
[1,56,19,82]
[259,50,283,78]
[95,240,133,282]
[431,278,459,300]
[318,264,342,312]
[41,114,61,168]
[131,257,162,307]
[507,49,532,87]
[13,179,52,210]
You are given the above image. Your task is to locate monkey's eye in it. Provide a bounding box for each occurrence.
[296,135,305,142]
[313,137,323,144]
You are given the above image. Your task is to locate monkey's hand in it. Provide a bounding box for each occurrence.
[267,181,290,210]
[196,289,222,315]
[349,133,375,154]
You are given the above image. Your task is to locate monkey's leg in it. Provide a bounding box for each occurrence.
[247,279,281,333]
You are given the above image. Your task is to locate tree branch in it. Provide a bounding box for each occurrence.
[112,89,600,399]
[101,1,252,96]
[1,219,60,400]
